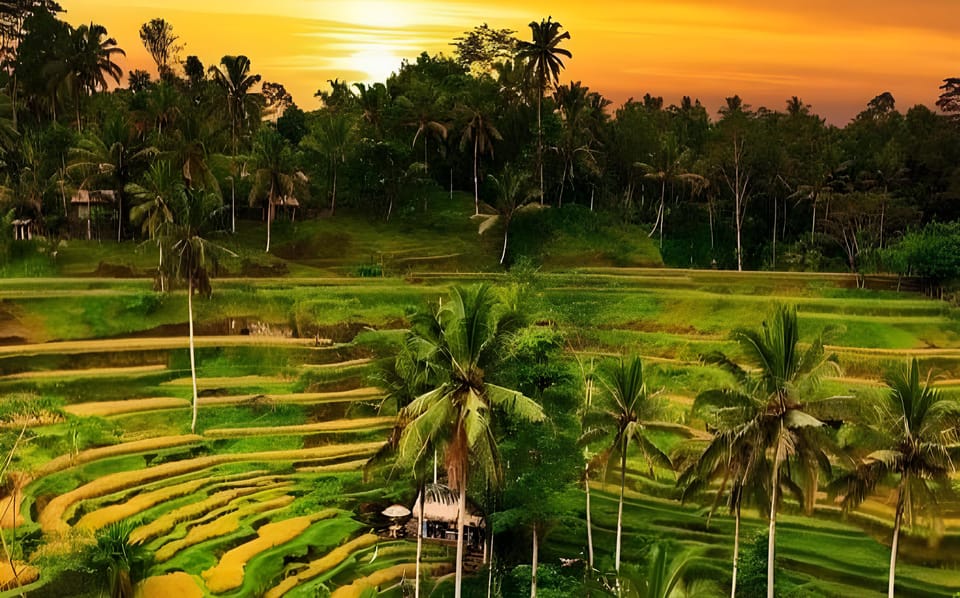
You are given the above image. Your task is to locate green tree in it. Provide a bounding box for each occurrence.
[208,55,261,154]
[138,17,182,80]
[832,359,960,598]
[458,100,502,215]
[636,133,707,249]
[695,305,842,598]
[396,284,545,598]
[304,112,354,216]
[249,126,304,253]
[474,164,539,265]
[57,22,125,132]
[516,17,572,202]
[127,160,181,290]
[68,113,156,241]
[164,187,229,433]
[580,355,670,572]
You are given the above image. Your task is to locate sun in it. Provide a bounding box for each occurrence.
[349,48,404,83]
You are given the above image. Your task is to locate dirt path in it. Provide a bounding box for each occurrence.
[0,364,166,381]
[205,417,394,438]
[0,335,318,357]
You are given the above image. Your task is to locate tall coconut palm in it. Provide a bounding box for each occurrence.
[516,17,572,202]
[678,413,768,598]
[696,305,842,598]
[208,55,261,154]
[397,284,545,598]
[832,359,960,598]
[580,355,670,572]
[249,126,305,253]
[68,114,157,241]
[458,102,502,215]
[127,160,181,290]
[635,133,707,249]
[164,187,231,434]
[57,22,125,132]
[306,112,354,216]
[473,165,540,265]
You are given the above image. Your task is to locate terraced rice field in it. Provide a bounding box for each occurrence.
[0,269,958,596]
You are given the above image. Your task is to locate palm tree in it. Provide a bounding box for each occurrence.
[678,414,767,598]
[164,187,231,434]
[458,102,502,215]
[398,84,448,171]
[516,17,572,202]
[552,81,603,208]
[635,133,707,249]
[695,305,842,598]
[58,22,125,132]
[249,126,305,253]
[474,165,539,265]
[610,543,719,598]
[127,161,182,290]
[68,114,157,241]
[396,285,545,598]
[208,55,261,154]
[306,112,354,216]
[832,359,960,598]
[580,355,670,572]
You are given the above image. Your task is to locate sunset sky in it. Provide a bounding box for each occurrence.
[62,0,960,123]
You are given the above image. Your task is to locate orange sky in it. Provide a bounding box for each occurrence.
[62,0,960,123]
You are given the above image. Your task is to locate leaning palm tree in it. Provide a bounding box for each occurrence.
[208,55,262,154]
[832,359,960,598]
[473,165,540,265]
[396,284,545,598]
[696,305,842,598]
[580,355,670,572]
[677,415,768,598]
[515,17,572,202]
[127,161,182,290]
[635,133,707,249]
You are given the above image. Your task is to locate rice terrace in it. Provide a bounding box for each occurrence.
[1,1,960,597]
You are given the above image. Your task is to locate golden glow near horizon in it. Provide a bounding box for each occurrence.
[61,0,960,123]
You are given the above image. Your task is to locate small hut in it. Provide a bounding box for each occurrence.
[409,488,485,549]
[70,189,116,240]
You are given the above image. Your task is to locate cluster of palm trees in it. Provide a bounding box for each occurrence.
[376,293,959,597]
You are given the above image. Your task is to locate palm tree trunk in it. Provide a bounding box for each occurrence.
[500,224,509,265]
[888,476,906,598]
[331,160,338,216]
[158,240,165,293]
[188,276,199,434]
[474,136,480,215]
[117,193,122,242]
[767,429,782,598]
[530,524,538,598]
[416,483,424,598]
[616,450,626,572]
[537,93,543,204]
[230,177,236,234]
[732,502,741,598]
[487,530,495,598]
[585,463,594,571]
[455,482,467,598]
[265,198,273,253]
